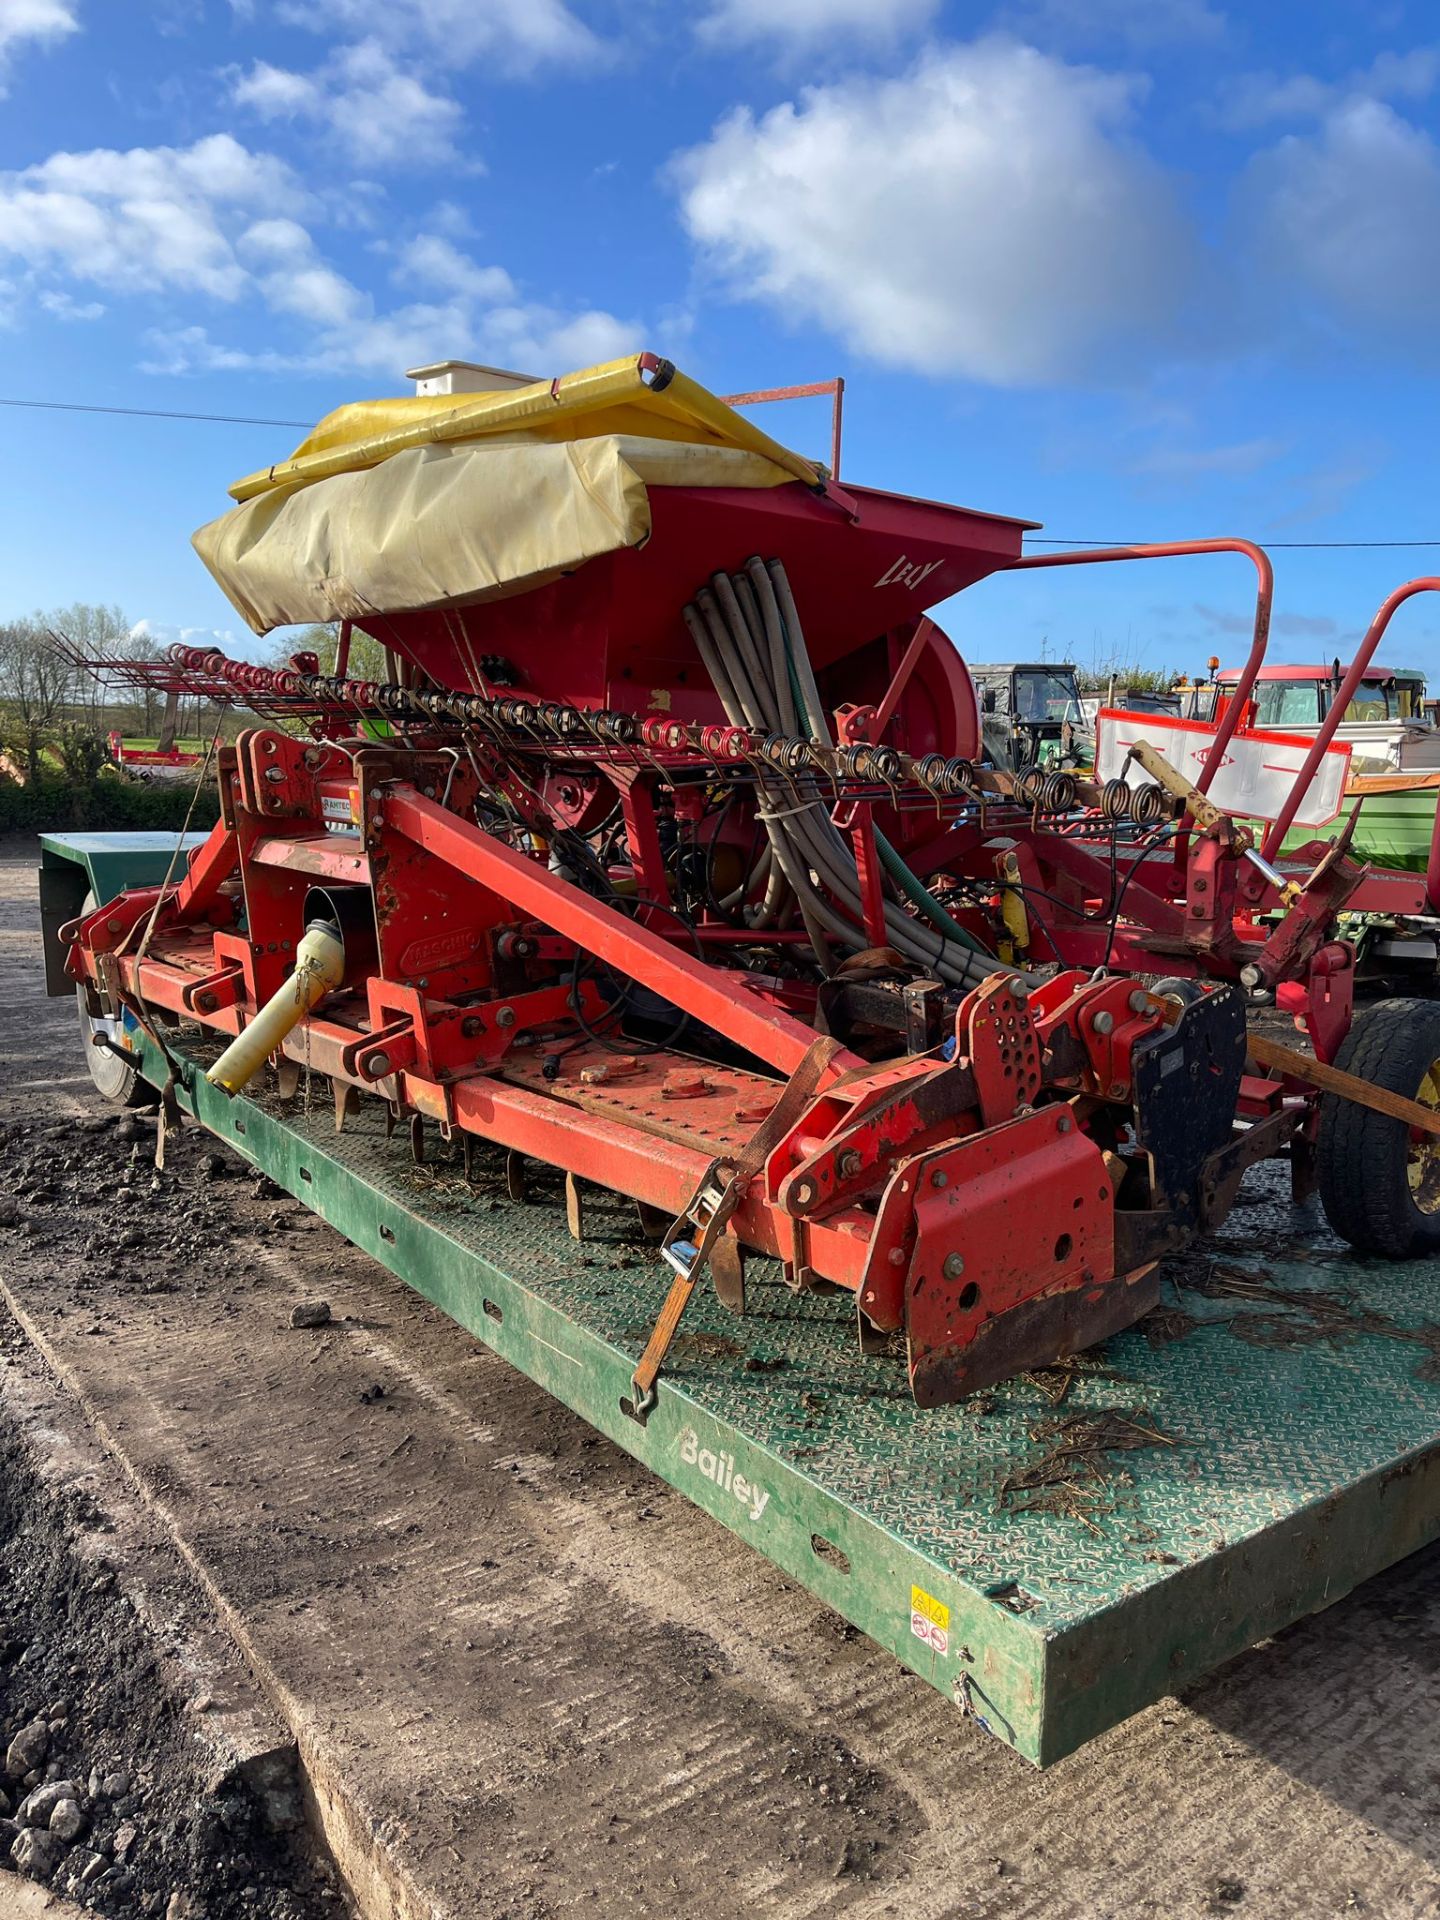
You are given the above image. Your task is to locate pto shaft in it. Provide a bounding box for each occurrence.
[205,918,345,1096]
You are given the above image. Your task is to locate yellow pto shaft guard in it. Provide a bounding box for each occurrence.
[205,918,345,1096]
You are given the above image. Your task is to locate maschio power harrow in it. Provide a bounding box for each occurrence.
[60,354,1440,1415]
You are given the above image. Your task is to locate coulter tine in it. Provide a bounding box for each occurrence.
[711,1236,746,1315]
[564,1172,586,1242]
[505,1150,529,1204]
[635,1200,670,1243]
[332,1078,361,1134]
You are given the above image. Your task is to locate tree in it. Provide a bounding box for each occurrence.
[0,618,70,782]
[266,621,390,683]
[45,602,134,725]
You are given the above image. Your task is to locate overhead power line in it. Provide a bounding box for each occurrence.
[0,394,310,428]
[3,394,1440,551]
[1023,537,1440,551]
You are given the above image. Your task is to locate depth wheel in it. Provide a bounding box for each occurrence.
[75,891,148,1108]
[1317,998,1440,1257]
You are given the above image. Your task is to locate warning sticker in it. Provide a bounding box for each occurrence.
[910,1584,950,1657]
[911,1584,949,1630]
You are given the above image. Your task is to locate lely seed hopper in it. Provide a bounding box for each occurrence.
[39,354,1440,1762]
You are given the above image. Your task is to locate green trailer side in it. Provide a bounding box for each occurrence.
[39,830,1440,1766]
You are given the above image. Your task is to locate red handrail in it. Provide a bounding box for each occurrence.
[1260,578,1440,862]
[1006,540,1274,793]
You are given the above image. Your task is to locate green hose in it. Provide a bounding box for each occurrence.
[875,829,996,959]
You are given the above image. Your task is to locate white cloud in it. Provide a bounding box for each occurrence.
[144,287,638,382]
[231,38,465,168]
[130,619,243,653]
[37,287,104,320]
[1221,44,1439,129]
[0,130,637,385]
[273,0,603,75]
[0,0,78,94]
[395,233,515,303]
[0,134,305,299]
[673,39,1191,386]
[1241,98,1440,339]
[232,59,316,117]
[695,0,937,53]
[1002,0,1224,50]
[1131,436,1286,479]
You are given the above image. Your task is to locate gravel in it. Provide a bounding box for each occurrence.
[0,1409,343,1917]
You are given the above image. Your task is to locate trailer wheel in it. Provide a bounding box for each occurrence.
[75,891,147,1107]
[1317,998,1440,1257]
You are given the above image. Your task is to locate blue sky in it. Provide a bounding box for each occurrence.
[1,0,1439,679]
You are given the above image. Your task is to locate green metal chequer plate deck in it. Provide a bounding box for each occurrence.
[40,834,1440,1767]
[129,1032,1440,1766]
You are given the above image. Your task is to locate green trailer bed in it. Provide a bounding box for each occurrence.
[41,830,1440,1767]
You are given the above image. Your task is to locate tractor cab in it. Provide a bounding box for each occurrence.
[970,661,1092,771]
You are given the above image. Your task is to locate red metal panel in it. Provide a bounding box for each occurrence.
[382,784,859,1080]
[905,1106,1116,1404]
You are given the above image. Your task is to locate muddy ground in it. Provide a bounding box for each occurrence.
[7,834,1440,1918]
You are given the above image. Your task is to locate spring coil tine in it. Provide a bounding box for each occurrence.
[1016,767,1048,807]
[1043,770,1077,812]
[868,744,903,782]
[1100,778,1132,820]
[1130,781,1169,825]
[941,757,976,796]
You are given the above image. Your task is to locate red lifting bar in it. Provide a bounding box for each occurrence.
[1006,540,1274,794]
[1260,577,1440,865]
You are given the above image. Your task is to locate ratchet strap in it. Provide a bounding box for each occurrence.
[1247,1031,1440,1138]
[629,1032,844,1416]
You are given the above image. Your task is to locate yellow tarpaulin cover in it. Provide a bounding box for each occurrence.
[195,355,824,635]
[226,354,823,502]
[194,433,796,636]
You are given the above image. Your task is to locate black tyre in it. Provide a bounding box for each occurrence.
[75,891,148,1108]
[1317,998,1440,1257]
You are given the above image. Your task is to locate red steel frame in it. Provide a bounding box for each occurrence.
[59,469,1440,1405]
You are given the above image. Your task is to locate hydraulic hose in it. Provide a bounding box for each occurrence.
[690,560,1000,988]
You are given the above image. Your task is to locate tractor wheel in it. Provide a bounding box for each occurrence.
[1316,998,1440,1257]
[75,891,147,1108]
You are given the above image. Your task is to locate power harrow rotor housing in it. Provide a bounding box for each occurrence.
[57,356,1440,1411]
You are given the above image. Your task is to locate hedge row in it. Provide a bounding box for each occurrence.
[0,773,222,834]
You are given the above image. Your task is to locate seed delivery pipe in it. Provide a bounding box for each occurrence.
[691,561,998,988]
